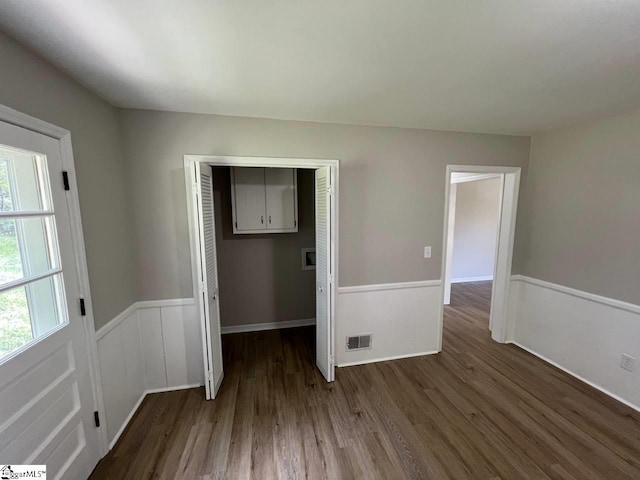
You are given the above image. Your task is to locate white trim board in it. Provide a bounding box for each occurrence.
[337,350,439,367]
[451,276,493,284]
[338,280,441,294]
[221,318,316,334]
[511,275,640,315]
[509,341,640,413]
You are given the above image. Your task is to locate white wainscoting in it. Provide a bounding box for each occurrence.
[336,280,442,366]
[510,275,640,411]
[96,299,204,448]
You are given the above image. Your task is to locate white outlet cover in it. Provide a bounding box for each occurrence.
[424,246,432,258]
[621,354,635,372]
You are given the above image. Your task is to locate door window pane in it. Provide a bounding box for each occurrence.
[0,144,67,362]
[0,147,50,212]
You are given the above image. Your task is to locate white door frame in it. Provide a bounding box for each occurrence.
[183,155,340,382]
[438,164,521,347]
[0,104,108,455]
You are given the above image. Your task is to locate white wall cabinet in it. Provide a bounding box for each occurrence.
[231,167,298,234]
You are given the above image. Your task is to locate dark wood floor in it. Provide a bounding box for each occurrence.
[91,281,640,479]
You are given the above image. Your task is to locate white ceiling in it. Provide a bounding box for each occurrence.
[2,0,640,134]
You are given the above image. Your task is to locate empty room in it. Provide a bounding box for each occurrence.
[1,1,639,479]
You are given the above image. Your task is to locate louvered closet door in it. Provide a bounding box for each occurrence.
[195,164,223,399]
[315,166,333,382]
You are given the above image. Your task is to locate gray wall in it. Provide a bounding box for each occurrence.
[452,178,501,280]
[212,167,316,327]
[522,109,640,305]
[0,32,136,329]
[119,109,530,300]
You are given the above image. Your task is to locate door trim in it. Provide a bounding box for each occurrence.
[0,104,108,455]
[438,164,521,348]
[183,155,340,383]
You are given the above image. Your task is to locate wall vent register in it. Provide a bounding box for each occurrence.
[346,334,372,351]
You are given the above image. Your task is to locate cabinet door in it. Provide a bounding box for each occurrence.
[232,167,266,230]
[265,168,297,230]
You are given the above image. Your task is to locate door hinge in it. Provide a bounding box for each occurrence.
[329,274,334,284]
[94,411,100,427]
[62,171,70,191]
[80,298,86,316]
[294,219,297,227]
[199,283,205,293]
[327,185,334,195]
[329,354,335,366]
[208,370,214,382]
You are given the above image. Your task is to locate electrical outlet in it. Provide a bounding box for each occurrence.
[621,354,635,372]
[424,246,432,259]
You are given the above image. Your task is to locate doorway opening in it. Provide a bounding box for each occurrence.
[438,165,521,349]
[184,156,339,400]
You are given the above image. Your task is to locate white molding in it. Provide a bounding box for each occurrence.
[337,350,439,367]
[509,341,640,413]
[451,172,501,184]
[144,383,203,395]
[136,298,195,309]
[107,383,203,449]
[95,304,138,340]
[511,275,640,315]
[0,104,68,138]
[185,154,338,169]
[451,275,493,284]
[95,299,197,341]
[221,318,316,334]
[338,280,441,294]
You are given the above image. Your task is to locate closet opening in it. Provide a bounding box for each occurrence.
[184,156,339,400]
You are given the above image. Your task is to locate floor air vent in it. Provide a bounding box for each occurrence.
[346,334,372,351]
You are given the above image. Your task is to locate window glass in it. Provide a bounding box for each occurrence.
[0,145,67,361]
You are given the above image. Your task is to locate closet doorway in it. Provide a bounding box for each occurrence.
[184,156,339,399]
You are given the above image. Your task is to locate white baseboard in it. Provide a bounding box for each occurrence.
[108,383,204,449]
[451,275,493,283]
[337,350,439,367]
[221,318,316,334]
[510,341,640,413]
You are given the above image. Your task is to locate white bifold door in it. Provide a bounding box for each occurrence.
[0,121,102,477]
[315,166,334,382]
[192,163,224,399]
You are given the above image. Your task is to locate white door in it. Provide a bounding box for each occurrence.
[0,121,101,477]
[231,167,266,231]
[265,168,297,230]
[194,163,224,399]
[315,166,334,382]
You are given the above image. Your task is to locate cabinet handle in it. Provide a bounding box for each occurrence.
[261,215,264,224]
[269,215,272,224]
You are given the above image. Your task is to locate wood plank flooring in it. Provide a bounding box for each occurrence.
[91,281,640,479]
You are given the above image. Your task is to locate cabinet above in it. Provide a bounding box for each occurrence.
[230,167,298,234]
